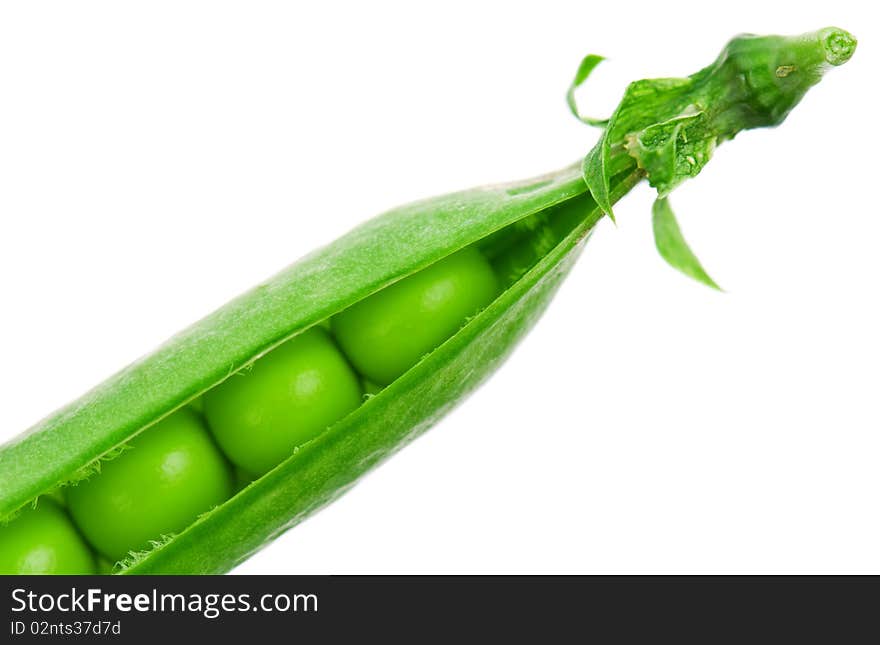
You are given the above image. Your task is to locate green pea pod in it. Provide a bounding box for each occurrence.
[0,28,855,574]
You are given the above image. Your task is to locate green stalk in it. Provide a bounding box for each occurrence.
[578,28,856,286]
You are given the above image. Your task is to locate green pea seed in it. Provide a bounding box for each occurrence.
[203,327,362,476]
[0,499,96,574]
[67,408,233,562]
[332,247,500,385]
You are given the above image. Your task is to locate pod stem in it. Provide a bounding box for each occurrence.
[570,27,856,286]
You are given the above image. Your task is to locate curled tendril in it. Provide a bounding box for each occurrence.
[566,54,610,127]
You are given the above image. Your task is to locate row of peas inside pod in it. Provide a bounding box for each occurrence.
[1,245,510,573]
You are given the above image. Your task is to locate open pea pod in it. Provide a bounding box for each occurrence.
[0,28,855,574]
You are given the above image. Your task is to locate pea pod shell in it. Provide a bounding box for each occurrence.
[127,203,593,573]
[1,163,603,572]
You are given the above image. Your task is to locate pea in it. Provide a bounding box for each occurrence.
[67,408,233,562]
[332,247,500,385]
[203,327,362,476]
[0,499,96,574]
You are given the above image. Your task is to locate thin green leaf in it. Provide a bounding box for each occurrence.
[566,54,609,127]
[582,141,615,222]
[652,197,721,290]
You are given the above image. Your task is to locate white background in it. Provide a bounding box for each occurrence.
[1,1,877,574]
